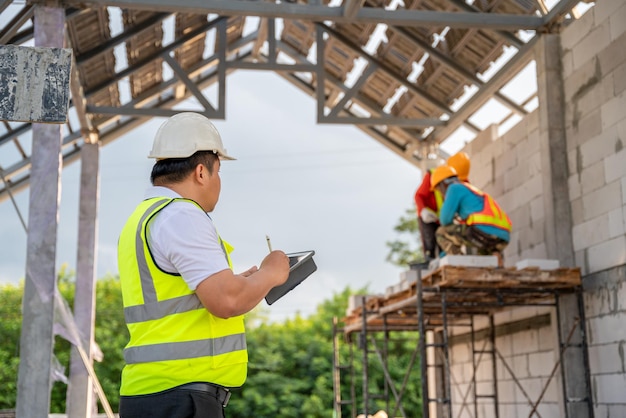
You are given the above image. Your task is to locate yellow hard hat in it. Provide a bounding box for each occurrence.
[430,165,458,191]
[447,151,470,181]
[148,112,235,160]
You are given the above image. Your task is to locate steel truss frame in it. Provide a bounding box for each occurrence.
[0,0,586,204]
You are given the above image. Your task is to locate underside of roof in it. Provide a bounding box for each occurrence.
[0,0,592,203]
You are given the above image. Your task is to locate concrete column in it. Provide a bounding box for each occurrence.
[535,34,591,418]
[67,142,100,418]
[15,5,65,418]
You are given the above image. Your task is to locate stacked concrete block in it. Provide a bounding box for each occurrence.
[562,0,626,277]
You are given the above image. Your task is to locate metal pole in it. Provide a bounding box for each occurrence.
[490,314,499,418]
[416,268,430,418]
[441,292,452,418]
[67,142,100,418]
[15,5,65,417]
[361,295,369,416]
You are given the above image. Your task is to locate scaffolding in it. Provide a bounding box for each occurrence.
[334,264,593,418]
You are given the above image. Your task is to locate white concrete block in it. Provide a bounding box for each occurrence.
[580,126,619,169]
[399,269,418,284]
[582,180,622,220]
[497,380,516,403]
[608,207,626,238]
[511,329,539,355]
[587,312,626,345]
[595,0,626,31]
[561,5,594,52]
[608,404,626,418]
[601,92,626,130]
[535,403,561,418]
[528,351,556,378]
[438,255,498,268]
[572,214,609,252]
[515,259,560,270]
[581,160,606,195]
[604,147,626,183]
[511,354,529,379]
[593,373,626,403]
[609,2,626,41]
[573,22,611,69]
[584,286,616,318]
[588,343,626,375]
[588,235,626,274]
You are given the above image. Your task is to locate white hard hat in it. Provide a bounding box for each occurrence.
[148,112,235,160]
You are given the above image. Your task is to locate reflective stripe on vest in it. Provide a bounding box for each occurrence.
[122,197,245,365]
[124,334,247,364]
[464,183,512,232]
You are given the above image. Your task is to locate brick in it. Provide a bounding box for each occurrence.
[619,278,626,311]
[623,178,626,205]
[561,6,595,52]
[566,108,603,151]
[538,322,557,351]
[564,56,602,103]
[519,243,548,260]
[572,77,606,123]
[593,373,626,403]
[594,404,609,418]
[615,61,626,95]
[597,28,626,75]
[582,180,622,220]
[588,342,626,375]
[563,48,575,79]
[519,218,545,249]
[581,159,606,195]
[572,213,609,251]
[573,21,612,69]
[596,0,626,33]
[587,235,626,273]
[539,376,561,403]
[584,286,617,318]
[514,175,543,208]
[512,329,539,355]
[504,163,527,190]
[579,125,619,169]
[529,196,544,223]
[535,403,561,417]
[608,207,626,238]
[516,377,543,403]
[601,92,626,130]
[528,351,556,378]
[607,404,626,418]
[587,312,626,344]
[605,147,626,183]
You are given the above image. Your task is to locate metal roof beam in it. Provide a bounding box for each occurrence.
[68,0,544,30]
[426,35,539,144]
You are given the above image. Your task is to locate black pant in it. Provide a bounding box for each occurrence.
[418,218,440,259]
[119,386,225,418]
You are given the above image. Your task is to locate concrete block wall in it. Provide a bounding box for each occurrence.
[448,308,561,417]
[450,1,626,415]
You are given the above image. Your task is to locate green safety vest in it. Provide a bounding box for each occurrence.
[118,197,247,396]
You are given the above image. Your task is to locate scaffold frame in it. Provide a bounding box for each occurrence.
[334,264,594,418]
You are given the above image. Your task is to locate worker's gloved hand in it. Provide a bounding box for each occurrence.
[420,208,439,224]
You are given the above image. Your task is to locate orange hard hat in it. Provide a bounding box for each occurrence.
[447,152,470,181]
[430,165,458,191]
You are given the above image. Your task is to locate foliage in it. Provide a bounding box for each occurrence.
[385,207,424,267]
[1,275,423,417]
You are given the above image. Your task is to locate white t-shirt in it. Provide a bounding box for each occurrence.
[144,186,231,291]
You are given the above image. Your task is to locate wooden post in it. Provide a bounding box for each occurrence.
[15,5,65,418]
[66,142,100,418]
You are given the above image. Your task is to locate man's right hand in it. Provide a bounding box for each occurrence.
[260,250,290,286]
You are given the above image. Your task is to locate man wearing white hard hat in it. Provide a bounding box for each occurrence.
[117,112,290,418]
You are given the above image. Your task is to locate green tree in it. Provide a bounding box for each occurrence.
[385,207,424,267]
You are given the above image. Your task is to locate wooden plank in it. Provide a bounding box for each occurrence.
[0,45,72,123]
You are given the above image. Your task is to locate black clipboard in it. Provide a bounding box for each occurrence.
[265,250,317,305]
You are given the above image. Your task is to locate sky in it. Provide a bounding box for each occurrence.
[0,70,423,322]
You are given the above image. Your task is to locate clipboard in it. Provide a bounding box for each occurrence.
[265,250,317,305]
